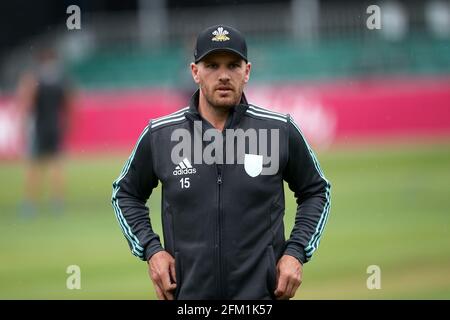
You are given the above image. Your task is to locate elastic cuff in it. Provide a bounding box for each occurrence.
[144,242,165,262]
[284,245,306,265]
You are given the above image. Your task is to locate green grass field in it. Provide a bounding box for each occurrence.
[1,141,450,299]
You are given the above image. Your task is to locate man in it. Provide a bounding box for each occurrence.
[112,25,331,300]
[17,47,74,216]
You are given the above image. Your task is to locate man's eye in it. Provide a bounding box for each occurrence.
[207,64,217,69]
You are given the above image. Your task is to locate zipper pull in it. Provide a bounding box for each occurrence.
[217,175,222,185]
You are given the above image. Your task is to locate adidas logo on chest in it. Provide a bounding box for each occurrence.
[173,158,197,176]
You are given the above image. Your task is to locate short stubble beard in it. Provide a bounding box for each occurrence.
[201,84,243,110]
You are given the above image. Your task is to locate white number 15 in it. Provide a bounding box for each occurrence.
[180,177,190,189]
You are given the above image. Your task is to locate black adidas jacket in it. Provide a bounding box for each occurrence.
[112,90,331,299]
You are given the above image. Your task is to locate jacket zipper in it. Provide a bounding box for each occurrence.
[187,109,232,298]
[216,115,234,299]
[216,164,224,298]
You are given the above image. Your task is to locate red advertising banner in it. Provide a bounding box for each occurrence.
[0,78,449,159]
[247,78,450,147]
[66,90,185,152]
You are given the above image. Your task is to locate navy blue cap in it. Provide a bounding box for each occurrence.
[194,25,248,63]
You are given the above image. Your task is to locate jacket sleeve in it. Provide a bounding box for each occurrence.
[282,115,331,264]
[111,124,164,261]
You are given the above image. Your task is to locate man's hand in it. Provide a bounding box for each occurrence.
[148,251,177,300]
[274,255,303,300]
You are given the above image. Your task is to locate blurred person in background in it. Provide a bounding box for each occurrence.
[16,47,75,217]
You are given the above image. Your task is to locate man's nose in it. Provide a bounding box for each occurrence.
[218,69,231,82]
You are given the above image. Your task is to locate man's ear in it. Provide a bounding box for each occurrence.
[244,62,251,83]
[191,62,200,84]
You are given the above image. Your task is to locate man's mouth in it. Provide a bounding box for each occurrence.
[216,86,233,92]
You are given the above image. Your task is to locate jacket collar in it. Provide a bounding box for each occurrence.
[186,89,249,128]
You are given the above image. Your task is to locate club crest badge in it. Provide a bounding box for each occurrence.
[212,27,230,42]
[244,154,263,177]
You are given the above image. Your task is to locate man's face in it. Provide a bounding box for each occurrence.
[191,51,251,109]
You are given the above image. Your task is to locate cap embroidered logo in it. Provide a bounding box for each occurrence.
[211,27,230,42]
